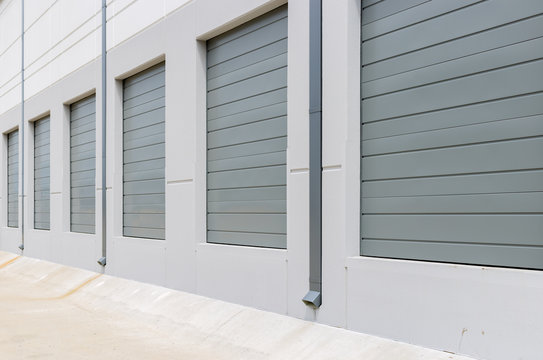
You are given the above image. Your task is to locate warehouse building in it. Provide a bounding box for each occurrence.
[0,0,542,359]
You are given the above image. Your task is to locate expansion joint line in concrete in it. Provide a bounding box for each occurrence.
[57,273,103,299]
[0,256,21,269]
[31,273,104,301]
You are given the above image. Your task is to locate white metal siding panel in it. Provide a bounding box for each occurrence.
[206,5,288,249]
[7,130,18,228]
[34,116,50,230]
[360,0,543,269]
[123,63,165,240]
[70,95,96,234]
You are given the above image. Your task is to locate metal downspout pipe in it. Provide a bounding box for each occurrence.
[303,0,322,308]
[19,0,25,251]
[97,0,107,267]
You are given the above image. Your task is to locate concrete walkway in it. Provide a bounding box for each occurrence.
[0,251,474,359]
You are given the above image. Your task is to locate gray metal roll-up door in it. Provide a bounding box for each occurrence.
[7,130,18,228]
[206,5,288,248]
[34,116,50,230]
[70,95,96,234]
[360,0,543,268]
[123,62,165,240]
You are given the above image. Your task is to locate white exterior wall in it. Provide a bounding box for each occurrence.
[0,1,542,360]
[0,0,22,114]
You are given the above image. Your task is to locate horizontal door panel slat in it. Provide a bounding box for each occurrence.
[72,177,94,189]
[34,191,50,201]
[124,214,165,228]
[362,0,429,26]
[71,187,95,198]
[362,170,543,198]
[70,102,95,120]
[123,108,165,132]
[71,224,95,234]
[123,179,165,195]
[207,17,287,67]
[123,70,165,100]
[363,115,543,156]
[123,97,165,119]
[34,168,50,180]
[124,132,164,151]
[124,158,164,174]
[124,203,165,214]
[71,140,95,155]
[208,102,286,132]
[71,158,95,173]
[363,37,543,99]
[70,130,95,147]
[34,222,50,230]
[71,213,95,225]
[207,186,286,202]
[362,60,543,122]
[123,227,164,240]
[208,231,286,248]
[34,145,50,157]
[363,192,543,214]
[361,239,543,269]
[208,213,286,234]
[208,165,286,189]
[34,136,50,147]
[70,95,95,110]
[208,117,286,149]
[124,194,165,205]
[362,0,480,41]
[363,14,543,81]
[362,0,543,64]
[123,122,165,143]
[208,39,288,80]
[362,137,543,180]
[123,167,164,182]
[208,5,286,50]
[71,121,95,136]
[71,148,96,163]
[71,203,96,214]
[123,143,164,163]
[34,202,50,213]
[123,87,165,110]
[34,122,50,135]
[362,215,543,246]
[34,213,50,223]
[208,150,286,172]
[363,93,543,139]
[208,53,287,91]
[208,199,286,214]
[208,88,286,120]
[71,169,95,181]
[208,137,287,161]
[123,63,164,87]
[207,67,287,108]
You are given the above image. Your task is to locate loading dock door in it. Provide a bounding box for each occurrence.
[70,95,96,234]
[122,63,166,240]
[360,0,543,268]
[7,130,18,228]
[206,5,288,248]
[34,116,50,230]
